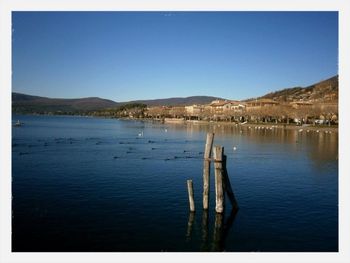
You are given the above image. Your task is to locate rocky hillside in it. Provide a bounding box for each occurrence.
[259,75,338,103]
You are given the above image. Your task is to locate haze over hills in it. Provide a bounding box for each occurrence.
[12,75,338,114]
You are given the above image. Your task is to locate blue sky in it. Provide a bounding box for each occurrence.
[12,12,338,102]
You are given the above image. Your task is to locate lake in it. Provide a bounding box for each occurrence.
[12,115,338,252]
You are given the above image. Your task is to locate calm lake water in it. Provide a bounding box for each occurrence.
[12,115,338,252]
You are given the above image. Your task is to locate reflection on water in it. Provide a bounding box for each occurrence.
[186,208,238,252]
[200,210,209,251]
[166,122,338,167]
[212,212,224,251]
[186,212,195,242]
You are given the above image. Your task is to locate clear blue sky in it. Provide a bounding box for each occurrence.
[12,12,338,102]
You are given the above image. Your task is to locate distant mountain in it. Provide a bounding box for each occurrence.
[12,93,222,114]
[257,75,338,103]
[125,96,223,107]
[12,93,119,114]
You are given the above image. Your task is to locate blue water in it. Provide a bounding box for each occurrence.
[12,115,338,252]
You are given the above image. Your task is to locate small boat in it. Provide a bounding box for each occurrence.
[164,118,185,124]
[14,120,23,127]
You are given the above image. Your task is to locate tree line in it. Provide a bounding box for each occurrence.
[90,103,338,126]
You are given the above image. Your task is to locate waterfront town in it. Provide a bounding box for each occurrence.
[12,75,338,127]
[92,97,338,127]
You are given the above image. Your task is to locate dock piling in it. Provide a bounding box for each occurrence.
[213,146,225,213]
[203,133,214,210]
[187,179,195,212]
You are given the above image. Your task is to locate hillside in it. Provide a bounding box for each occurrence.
[259,75,338,103]
[12,93,223,114]
[12,93,119,114]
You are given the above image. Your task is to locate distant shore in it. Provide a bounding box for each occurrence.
[12,113,338,132]
[138,117,339,132]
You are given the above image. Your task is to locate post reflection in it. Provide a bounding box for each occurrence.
[211,208,238,252]
[186,211,195,242]
[211,212,224,251]
[168,122,338,167]
[186,208,238,251]
[200,210,209,251]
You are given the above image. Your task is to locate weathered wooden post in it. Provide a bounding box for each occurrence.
[223,155,239,210]
[187,179,195,212]
[203,133,214,210]
[213,146,224,213]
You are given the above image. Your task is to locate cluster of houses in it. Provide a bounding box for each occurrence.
[143,98,338,125]
[146,98,312,118]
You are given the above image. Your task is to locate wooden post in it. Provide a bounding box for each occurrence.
[203,133,214,210]
[213,146,224,213]
[223,155,239,210]
[187,180,195,212]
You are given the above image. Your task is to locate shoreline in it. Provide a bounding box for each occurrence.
[12,113,339,133]
[185,120,339,132]
[119,117,339,133]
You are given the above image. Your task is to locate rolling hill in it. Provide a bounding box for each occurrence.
[257,75,338,103]
[12,93,119,114]
[12,93,223,114]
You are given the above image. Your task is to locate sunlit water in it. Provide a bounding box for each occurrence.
[12,115,338,252]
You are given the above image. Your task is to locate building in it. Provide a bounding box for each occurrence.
[209,100,230,114]
[185,105,203,116]
[209,100,245,114]
[245,99,279,111]
[228,101,246,112]
[290,101,313,109]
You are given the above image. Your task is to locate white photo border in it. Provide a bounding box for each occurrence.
[1,1,349,262]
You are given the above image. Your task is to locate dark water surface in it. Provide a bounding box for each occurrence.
[12,115,338,252]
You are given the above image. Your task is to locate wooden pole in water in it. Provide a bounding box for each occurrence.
[187,180,195,212]
[213,146,224,213]
[203,133,214,210]
[223,154,239,210]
